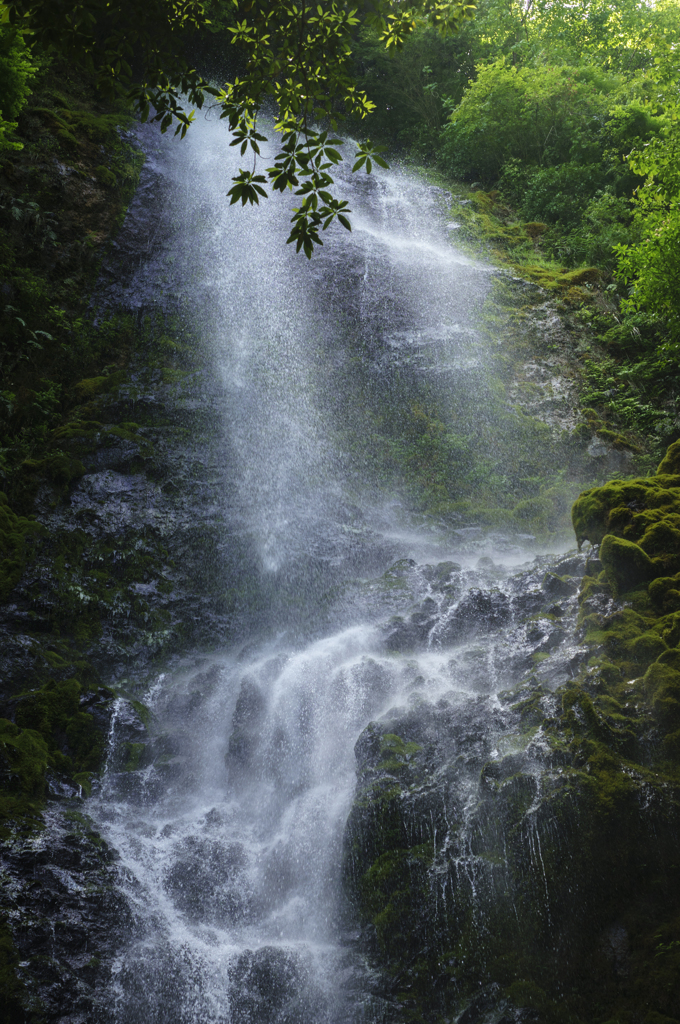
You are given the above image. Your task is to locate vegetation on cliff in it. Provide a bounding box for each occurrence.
[0,38,145,829]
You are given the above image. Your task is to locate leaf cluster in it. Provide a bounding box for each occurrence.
[615,98,680,325]
[3,0,474,254]
[0,20,39,149]
[214,0,473,254]
[5,0,216,135]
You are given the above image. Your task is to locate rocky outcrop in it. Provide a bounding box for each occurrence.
[0,807,133,1024]
[342,442,680,1024]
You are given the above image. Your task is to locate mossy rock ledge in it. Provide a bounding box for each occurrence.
[342,442,680,1024]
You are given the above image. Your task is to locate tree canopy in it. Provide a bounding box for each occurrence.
[2,0,475,254]
[3,0,680,321]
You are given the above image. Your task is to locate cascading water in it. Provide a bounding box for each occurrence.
[88,113,583,1023]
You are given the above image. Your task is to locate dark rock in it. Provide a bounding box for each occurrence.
[534,627,566,653]
[163,837,251,924]
[553,554,586,578]
[541,572,578,598]
[383,596,440,651]
[456,984,502,1024]
[421,561,463,587]
[227,676,267,782]
[1,807,134,1022]
[45,772,85,801]
[229,946,325,1024]
[510,589,545,616]
[435,589,511,645]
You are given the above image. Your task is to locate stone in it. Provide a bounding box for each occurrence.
[600,534,656,595]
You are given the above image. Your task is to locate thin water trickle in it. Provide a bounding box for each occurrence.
[88,115,580,1023]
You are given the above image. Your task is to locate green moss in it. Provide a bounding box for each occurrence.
[72,771,93,796]
[657,648,680,672]
[0,718,49,796]
[359,844,434,956]
[94,164,117,188]
[506,979,551,1013]
[510,262,600,294]
[73,376,108,398]
[0,492,44,601]
[572,475,680,549]
[130,700,151,728]
[123,742,145,772]
[649,574,680,611]
[657,613,680,650]
[657,441,680,476]
[21,451,86,486]
[596,427,641,452]
[52,419,102,441]
[629,631,668,665]
[0,676,113,831]
[378,733,422,773]
[600,534,657,596]
[15,678,106,772]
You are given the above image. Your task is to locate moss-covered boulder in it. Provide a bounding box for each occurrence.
[650,573,680,611]
[600,534,657,596]
[572,452,680,551]
[657,439,680,476]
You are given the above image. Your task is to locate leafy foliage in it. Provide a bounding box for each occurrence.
[350,24,475,156]
[0,21,38,149]
[213,0,474,254]
[4,0,475,254]
[4,0,211,134]
[616,112,680,326]
[441,61,630,183]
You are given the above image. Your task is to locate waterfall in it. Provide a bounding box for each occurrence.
[88,113,575,1023]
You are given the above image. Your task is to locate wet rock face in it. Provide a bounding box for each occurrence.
[376,552,588,696]
[0,808,133,1024]
[343,538,680,1024]
[433,587,511,646]
[229,947,326,1024]
[163,837,250,924]
[344,684,680,1022]
[227,677,268,785]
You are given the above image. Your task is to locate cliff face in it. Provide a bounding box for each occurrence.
[0,66,248,1018]
[344,444,680,1024]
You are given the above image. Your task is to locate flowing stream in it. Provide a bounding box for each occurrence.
[88,115,580,1023]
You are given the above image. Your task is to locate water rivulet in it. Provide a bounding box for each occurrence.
[4,115,680,1024]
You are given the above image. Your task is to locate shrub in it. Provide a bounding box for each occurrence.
[440,60,623,183]
[0,25,38,150]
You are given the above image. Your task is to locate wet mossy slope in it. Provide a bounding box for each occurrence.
[344,441,680,1024]
[0,59,145,842]
[0,62,261,1020]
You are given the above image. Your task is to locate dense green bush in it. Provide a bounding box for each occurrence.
[439,62,627,182]
[616,117,680,327]
[0,24,38,149]
[437,57,672,275]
